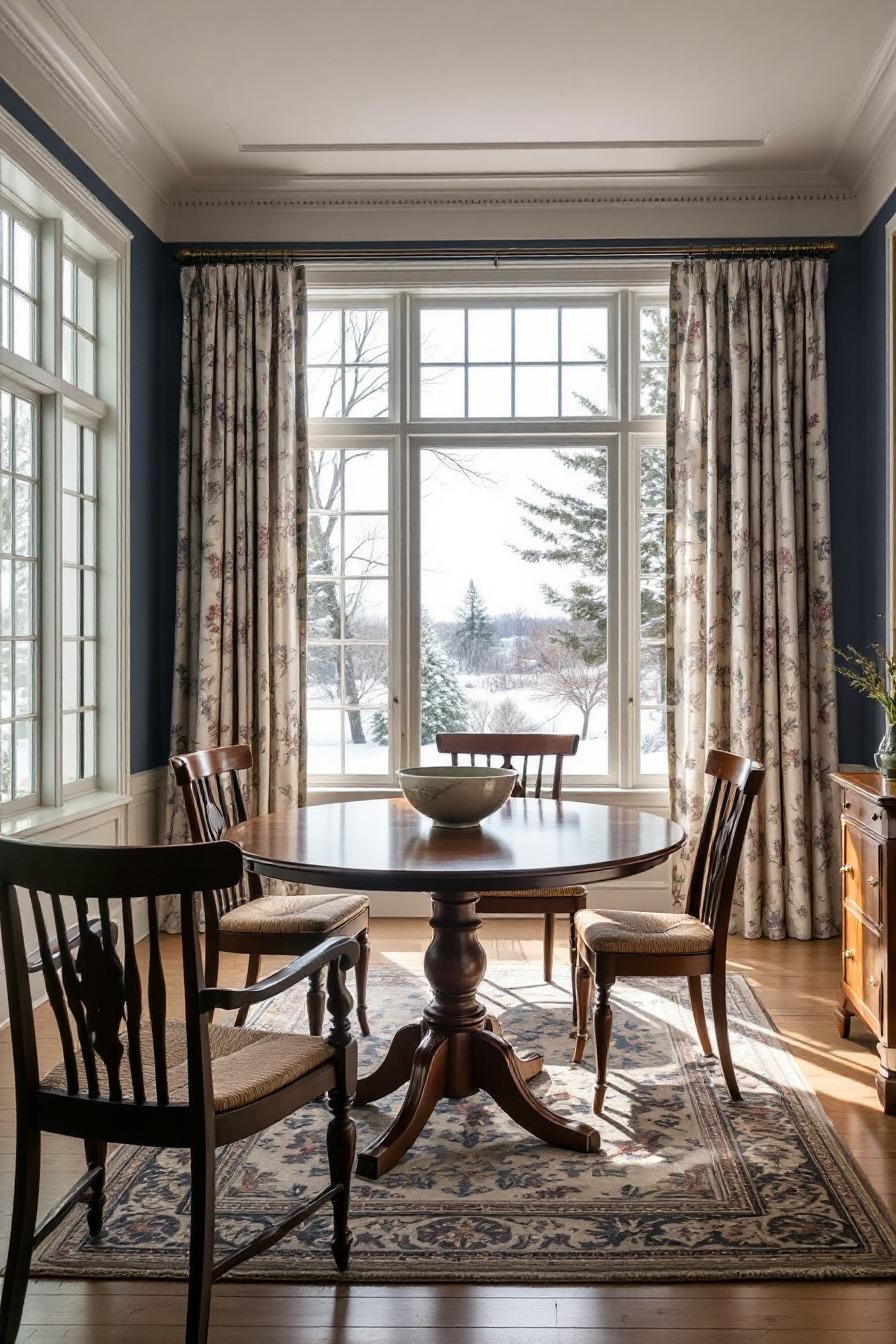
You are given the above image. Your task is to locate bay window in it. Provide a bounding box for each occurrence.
[306,286,669,790]
[0,118,129,823]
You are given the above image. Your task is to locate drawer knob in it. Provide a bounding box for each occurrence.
[844,948,855,960]
[868,976,880,988]
[872,811,881,821]
[844,800,852,809]
[840,864,854,875]
[868,877,880,888]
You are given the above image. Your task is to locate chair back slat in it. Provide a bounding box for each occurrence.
[0,839,244,1124]
[119,898,146,1106]
[435,732,580,800]
[28,889,79,1094]
[50,891,100,1098]
[685,749,765,939]
[171,746,259,916]
[145,894,169,1106]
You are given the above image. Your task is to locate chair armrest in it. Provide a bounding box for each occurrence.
[25,917,115,975]
[198,935,360,1013]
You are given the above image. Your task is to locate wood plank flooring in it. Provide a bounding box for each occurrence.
[2,920,896,1341]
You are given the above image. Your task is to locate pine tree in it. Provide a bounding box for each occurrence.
[515,448,609,667]
[453,578,494,673]
[370,616,468,745]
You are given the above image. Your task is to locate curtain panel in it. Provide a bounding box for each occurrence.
[166,264,307,921]
[666,258,839,939]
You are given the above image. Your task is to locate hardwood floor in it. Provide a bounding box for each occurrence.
[2,920,896,1342]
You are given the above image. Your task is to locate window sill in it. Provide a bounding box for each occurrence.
[0,790,129,839]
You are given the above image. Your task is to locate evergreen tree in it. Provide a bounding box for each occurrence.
[453,578,494,673]
[370,616,468,745]
[515,448,609,667]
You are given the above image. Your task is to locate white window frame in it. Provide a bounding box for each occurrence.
[0,106,130,832]
[307,281,669,793]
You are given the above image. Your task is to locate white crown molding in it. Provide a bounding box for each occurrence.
[1,0,894,241]
[0,0,179,234]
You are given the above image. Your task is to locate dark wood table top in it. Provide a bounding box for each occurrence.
[225,796,685,892]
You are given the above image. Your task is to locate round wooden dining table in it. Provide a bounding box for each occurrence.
[225,795,685,1179]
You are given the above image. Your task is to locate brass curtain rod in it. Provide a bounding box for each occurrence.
[175,240,838,265]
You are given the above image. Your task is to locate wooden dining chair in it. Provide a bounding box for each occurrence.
[171,745,371,1035]
[0,836,359,1344]
[435,732,585,1015]
[572,748,765,1112]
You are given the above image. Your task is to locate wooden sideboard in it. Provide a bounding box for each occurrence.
[831,772,896,1113]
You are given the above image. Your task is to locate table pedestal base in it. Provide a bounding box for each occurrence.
[355,889,602,1180]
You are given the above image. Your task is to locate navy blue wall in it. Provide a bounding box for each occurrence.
[0,80,179,774]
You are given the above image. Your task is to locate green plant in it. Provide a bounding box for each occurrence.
[831,643,896,724]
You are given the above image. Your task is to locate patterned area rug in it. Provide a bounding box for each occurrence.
[29,961,896,1283]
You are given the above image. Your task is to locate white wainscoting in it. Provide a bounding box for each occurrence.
[0,765,167,1028]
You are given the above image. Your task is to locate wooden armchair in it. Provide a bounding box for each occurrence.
[436,732,585,1015]
[171,745,371,1035]
[0,837,359,1344]
[572,749,765,1112]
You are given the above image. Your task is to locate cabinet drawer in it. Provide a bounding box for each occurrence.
[841,820,883,926]
[842,906,884,1031]
[841,790,891,839]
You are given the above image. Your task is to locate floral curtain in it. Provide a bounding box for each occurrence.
[165,263,307,925]
[666,258,839,939]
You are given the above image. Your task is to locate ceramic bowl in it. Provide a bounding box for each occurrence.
[396,765,517,828]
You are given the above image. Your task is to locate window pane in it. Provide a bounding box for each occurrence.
[420,308,464,363]
[639,437,668,777]
[344,578,388,635]
[307,707,342,775]
[62,324,75,383]
[514,308,558,362]
[0,389,10,469]
[343,514,388,575]
[77,267,96,334]
[467,365,511,417]
[12,221,35,295]
[62,713,78,784]
[14,398,34,476]
[82,570,96,637]
[561,364,608,416]
[62,639,79,710]
[640,578,665,637]
[468,308,511,363]
[345,309,388,364]
[14,640,32,714]
[0,559,10,635]
[308,580,340,640]
[514,364,558,418]
[0,475,11,555]
[0,213,9,281]
[63,256,75,321]
[639,366,667,416]
[77,332,95,393]
[82,427,96,496]
[82,709,96,777]
[0,720,11,801]
[420,444,610,776]
[13,480,34,555]
[640,643,665,704]
[309,514,340,575]
[562,307,608,361]
[307,309,342,365]
[83,641,96,707]
[308,450,343,512]
[12,293,35,360]
[307,365,342,418]
[62,567,78,636]
[420,365,464,417]
[640,707,666,777]
[62,493,79,562]
[0,641,10,716]
[344,364,389,418]
[343,449,388,512]
[14,717,33,796]
[308,645,341,705]
[639,304,669,361]
[82,498,96,564]
[344,712,388,774]
[14,560,33,634]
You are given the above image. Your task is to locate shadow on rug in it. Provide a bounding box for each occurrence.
[28,963,896,1282]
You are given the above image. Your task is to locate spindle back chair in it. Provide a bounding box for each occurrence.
[573,749,765,1111]
[171,744,371,1034]
[0,837,359,1344]
[435,732,586,1006]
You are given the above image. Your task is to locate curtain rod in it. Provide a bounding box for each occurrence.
[175,241,838,265]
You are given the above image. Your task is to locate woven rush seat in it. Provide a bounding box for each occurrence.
[219,891,369,938]
[42,1021,334,1113]
[477,884,586,908]
[575,907,714,956]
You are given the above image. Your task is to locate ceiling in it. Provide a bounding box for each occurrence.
[2,0,896,240]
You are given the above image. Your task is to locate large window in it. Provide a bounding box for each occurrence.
[306,288,669,788]
[0,130,128,820]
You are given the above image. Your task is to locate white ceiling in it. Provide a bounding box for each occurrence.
[2,0,896,240]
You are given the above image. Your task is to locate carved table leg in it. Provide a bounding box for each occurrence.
[355,888,601,1179]
[355,1022,423,1106]
[355,1030,448,1179]
[484,1015,544,1082]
